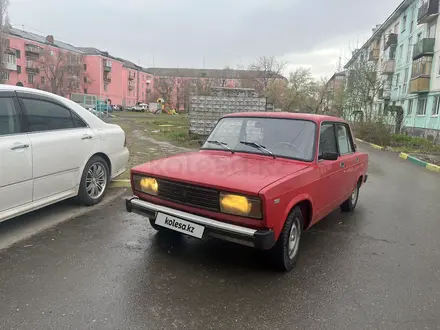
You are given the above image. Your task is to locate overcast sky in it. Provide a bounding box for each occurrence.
[10,0,403,78]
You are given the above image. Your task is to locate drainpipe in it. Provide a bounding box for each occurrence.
[136,67,140,104]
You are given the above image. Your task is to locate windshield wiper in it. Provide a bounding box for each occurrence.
[239,141,275,159]
[206,140,234,153]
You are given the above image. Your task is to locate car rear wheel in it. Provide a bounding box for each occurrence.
[270,206,303,271]
[340,182,360,212]
[77,155,109,206]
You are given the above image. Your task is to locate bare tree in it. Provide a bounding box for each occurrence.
[0,0,10,83]
[282,68,316,112]
[344,58,386,122]
[153,77,175,104]
[247,56,288,95]
[37,47,88,97]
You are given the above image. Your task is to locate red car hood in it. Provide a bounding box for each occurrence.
[131,150,310,195]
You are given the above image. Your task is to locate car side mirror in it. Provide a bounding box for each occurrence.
[320,152,339,161]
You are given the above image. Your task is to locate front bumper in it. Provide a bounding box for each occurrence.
[126,196,276,250]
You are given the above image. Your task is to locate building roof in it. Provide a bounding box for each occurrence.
[344,0,412,69]
[143,67,286,80]
[77,47,123,62]
[8,27,82,53]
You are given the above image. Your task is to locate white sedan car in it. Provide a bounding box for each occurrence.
[0,85,129,223]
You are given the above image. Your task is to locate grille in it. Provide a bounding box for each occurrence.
[157,179,220,211]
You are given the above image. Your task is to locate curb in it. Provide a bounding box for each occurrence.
[109,179,131,188]
[355,138,384,150]
[399,153,440,173]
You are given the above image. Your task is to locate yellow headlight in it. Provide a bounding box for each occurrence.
[133,175,158,195]
[220,193,262,219]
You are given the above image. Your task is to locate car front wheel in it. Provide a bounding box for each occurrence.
[78,155,109,206]
[270,206,304,271]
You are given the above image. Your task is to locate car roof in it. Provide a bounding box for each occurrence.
[223,111,347,124]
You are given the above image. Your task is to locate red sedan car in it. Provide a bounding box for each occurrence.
[126,112,368,271]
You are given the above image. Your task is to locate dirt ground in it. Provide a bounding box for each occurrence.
[110,112,199,180]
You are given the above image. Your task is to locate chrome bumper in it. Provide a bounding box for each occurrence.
[126,196,275,250]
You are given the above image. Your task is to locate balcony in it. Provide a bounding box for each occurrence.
[25,61,39,74]
[384,33,398,51]
[128,72,135,80]
[382,59,395,74]
[378,88,391,100]
[103,60,112,72]
[368,48,380,61]
[25,44,41,58]
[4,61,17,71]
[413,38,435,59]
[103,72,111,82]
[418,0,439,24]
[409,77,430,93]
[128,83,135,90]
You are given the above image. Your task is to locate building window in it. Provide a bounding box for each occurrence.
[28,74,34,84]
[394,23,400,34]
[104,83,108,92]
[16,49,21,59]
[50,50,55,57]
[84,89,88,94]
[84,64,87,70]
[1,72,9,80]
[395,73,400,87]
[407,37,412,63]
[399,44,404,59]
[410,6,415,32]
[433,96,440,116]
[41,76,45,84]
[84,76,87,83]
[17,65,21,74]
[407,99,413,116]
[417,98,427,115]
[402,15,407,32]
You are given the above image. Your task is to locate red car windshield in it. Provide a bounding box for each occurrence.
[202,117,316,161]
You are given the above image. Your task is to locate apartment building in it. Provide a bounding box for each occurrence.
[340,0,440,142]
[2,28,83,90]
[1,28,286,111]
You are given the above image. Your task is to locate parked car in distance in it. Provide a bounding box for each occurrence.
[0,85,129,223]
[126,112,368,271]
[130,103,148,112]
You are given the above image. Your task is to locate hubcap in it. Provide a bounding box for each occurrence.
[86,163,107,199]
[288,217,301,259]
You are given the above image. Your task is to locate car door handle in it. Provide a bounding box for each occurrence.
[340,161,345,168]
[10,144,29,151]
[81,135,93,140]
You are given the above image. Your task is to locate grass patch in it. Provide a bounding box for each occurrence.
[389,134,440,154]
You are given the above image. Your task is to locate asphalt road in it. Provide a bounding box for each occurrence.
[1,145,439,330]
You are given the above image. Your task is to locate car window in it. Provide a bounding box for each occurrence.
[336,124,354,155]
[203,117,316,161]
[71,111,87,128]
[0,97,20,136]
[319,123,338,158]
[21,98,75,132]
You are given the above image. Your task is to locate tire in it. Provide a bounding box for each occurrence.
[340,182,360,212]
[77,155,110,206]
[269,206,304,271]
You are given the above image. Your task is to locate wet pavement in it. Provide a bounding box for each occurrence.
[1,145,440,330]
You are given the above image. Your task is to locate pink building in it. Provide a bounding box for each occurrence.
[1,28,286,110]
[78,48,125,106]
[3,28,84,94]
